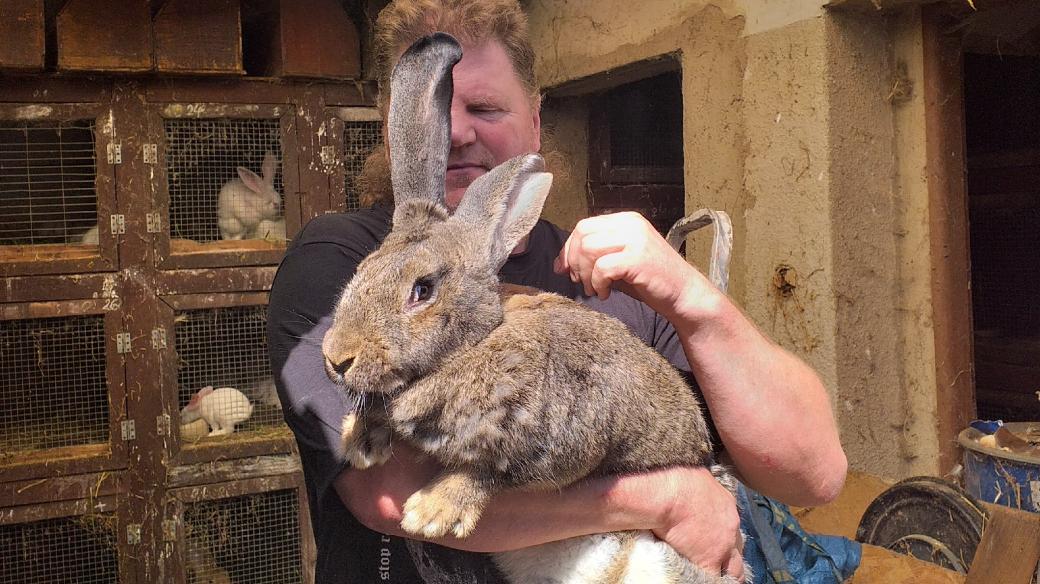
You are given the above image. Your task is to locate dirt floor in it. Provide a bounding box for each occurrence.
[794,470,965,583]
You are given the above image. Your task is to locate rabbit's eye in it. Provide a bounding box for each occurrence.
[410,280,434,304]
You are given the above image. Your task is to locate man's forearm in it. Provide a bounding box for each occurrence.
[672,288,847,506]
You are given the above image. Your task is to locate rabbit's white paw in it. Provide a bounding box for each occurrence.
[341,412,392,469]
[401,472,487,538]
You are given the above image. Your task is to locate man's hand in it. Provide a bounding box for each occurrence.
[609,465,745,580]
[554,211,717,322]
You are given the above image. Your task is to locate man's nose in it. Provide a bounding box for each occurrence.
[450,101,476,148]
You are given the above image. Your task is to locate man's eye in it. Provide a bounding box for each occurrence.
[410,281,434,303]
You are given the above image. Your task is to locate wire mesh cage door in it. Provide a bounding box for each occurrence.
[0,496,124,584]
[0,300,128,482]
[151,103,300,270]
[158,292,292,463]
[326,107,382,213]
[0,103,118,277]
[168,475,312,584]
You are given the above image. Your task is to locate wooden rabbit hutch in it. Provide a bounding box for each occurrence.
[0,1,383,582]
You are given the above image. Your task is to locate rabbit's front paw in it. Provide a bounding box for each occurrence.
[341,412,392,469]
[401,472,489,538]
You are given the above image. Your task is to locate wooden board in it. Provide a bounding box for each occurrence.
[253,0,361,79]
[154,0,244,74]
[57,0,153,72]
[965,504,1040,584]
[0,0,45,71]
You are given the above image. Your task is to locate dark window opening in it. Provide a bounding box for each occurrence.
[587,70,684,234]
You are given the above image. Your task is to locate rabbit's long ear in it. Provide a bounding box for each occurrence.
[261,152,277,186]
[453,154,553,270]
[388,33,461,208]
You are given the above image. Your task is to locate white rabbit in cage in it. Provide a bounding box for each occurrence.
[180,386,254,436]
[80,225,99,245]
[217,151,283,240]
[256,217,286,241]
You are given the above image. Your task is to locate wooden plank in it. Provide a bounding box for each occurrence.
[258,0,361,79]
[922,7,977,473]
[965,504,1040,584]
[0,298,108,320]
[168,471,297,502]
[0,444,114,484]
[167,454,300,487]
[0,495,119,525]
[0,0,45,71]
[0,471,121,507]
[0,76,110,103]
[0,273,117,303]
[57,0,153,72]
[175,433,295,467]
[160,291,268,311]
[154,0,244,75]
[155,266,277,295]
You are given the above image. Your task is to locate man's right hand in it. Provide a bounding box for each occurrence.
[638,466,746,580]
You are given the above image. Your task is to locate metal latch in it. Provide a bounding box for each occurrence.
[162,519,178,542]
[116,332,132,354]
[151,326,167,349]
[143,144,157,164]
[110,214,126,235]
[121,419,136,441]
[146,213,162,233]
[107,143,122,164]
[320,145,337,168]
[156,413,171,437]
[126,524,141,545]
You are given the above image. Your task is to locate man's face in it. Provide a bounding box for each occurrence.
[438,40,541,210]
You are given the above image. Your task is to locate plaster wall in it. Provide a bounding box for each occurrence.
[526,0,943,479]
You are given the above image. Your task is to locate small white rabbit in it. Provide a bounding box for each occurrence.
[80,225,99,245]
[180,386,254,436]
[256,217,286,241]
[217,152,282,240]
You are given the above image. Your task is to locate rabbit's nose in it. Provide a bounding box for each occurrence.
[327,355,354,377]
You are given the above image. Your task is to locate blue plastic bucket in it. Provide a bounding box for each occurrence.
[958,422,1040,513]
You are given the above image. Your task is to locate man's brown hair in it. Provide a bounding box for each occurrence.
[357,0,540,207]
[373,0,538,110]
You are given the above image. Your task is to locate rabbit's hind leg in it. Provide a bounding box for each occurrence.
[401,469,491,539]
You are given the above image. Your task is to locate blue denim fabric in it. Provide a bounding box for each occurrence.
[737,485,862,584]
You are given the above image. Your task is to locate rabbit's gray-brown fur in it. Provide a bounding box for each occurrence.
[321,33,747,584]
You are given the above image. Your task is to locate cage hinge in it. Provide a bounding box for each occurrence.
[320,145,337,169]
[142,143,158,164]
[109,214,126,236]
[156,413,171,437]
[107,142,122,164]
[146,213,162,233]
[116,332,132,354]
[162,519,178,542]
[121,419,136,441]
[151,326,167,349]
[126,524,141,545]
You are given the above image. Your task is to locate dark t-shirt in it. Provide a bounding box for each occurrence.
[267,205,714,583]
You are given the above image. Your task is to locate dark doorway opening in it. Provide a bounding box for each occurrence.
[965,48,1040,422]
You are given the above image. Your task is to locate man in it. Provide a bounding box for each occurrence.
[267,1,847,582]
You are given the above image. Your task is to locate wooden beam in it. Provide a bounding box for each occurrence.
[922,6,976,473]
[57,0,153,72]
[154,0,244,74]
[966,504,1040,584]
[0,0,45,71]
